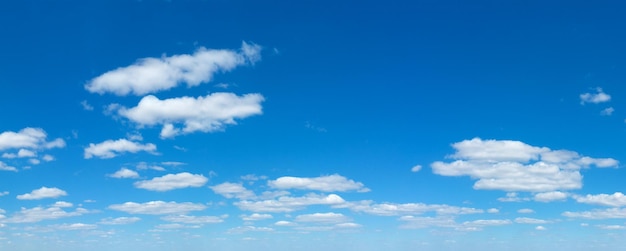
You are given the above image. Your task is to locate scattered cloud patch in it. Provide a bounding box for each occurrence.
[601,107,615,116]
[411,165,422,172]
[517,208,534,214]
[4,206,89,223]
[108,201,207,215]
[210,182,256,199]
[17,187,67,200]
[134,172,208,191]
[580,87,611,104]
[0,161,17,172]
[534,191,568,202]
[109,168,140,179]
[234,194,345,213]
[84,138,156,159]
[573,192,626,207]
[81,100,94,111]
[241,213,273,221]
[85,42,261,96]
[111,93,264,138]
[99,217,141,225]
[268,174,369,192]
[0,128,65,151]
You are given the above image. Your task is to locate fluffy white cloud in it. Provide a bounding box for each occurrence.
[342,201,483,216]
[99,217,141,225]
[0,128,65,151]
[228,226,274,233]
[399,216,510,231]
[210,182,255,199]
[112,93,264,138]
[580,87,611,104]
[85,42,261,96]
[294,212,349,224]
[84,138,156,159]
[134,172,208,191]
[161,215,223,224]
[563,208,626,219]
[536,226,547,231]
[109,168,140,179]
[0,161,17,172]
[234,194,345,213]
[431,138,618,192]
[534,191,568,202]
[487,208,499,213]
[601,107,615,116]
[411,165,422,172]
[17,187,67,200]
[517,208,534,214]
[108,201,206,215]
[4,206,89,223]
[598,225,625,230]
[241,213,273,221]
[56,223,97,230]
[515,217,550,224]
[53,201,73,208]
[268,174,369,192]
[573,192,626,207]
[274,220,296,226]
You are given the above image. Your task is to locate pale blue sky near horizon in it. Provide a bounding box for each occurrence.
[1,1,626,250]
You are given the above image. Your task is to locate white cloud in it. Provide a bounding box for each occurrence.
[294,212,349,224]
[56,223,97,230]
[81,100,94,111]
[134,172,208,191]
[4,206,89,223]
[514,217,550,224]
[431,138,618,192]
[99,217,141,225]
[399,216,510,231]
[241,213,273,221]
[534,191,568,202]
[85,42,261,96]
[109,168,140,179]
[52,201,73,208]
[598,225,625,230]
[136,162,166,171]
[228,226,274,234]
[517,208,534,214]
[0,128,65,151]
[563,208,626,219]
[0,191,8,196]
[573,192,626,207]
[28,159,40,165]
[234,194,345,213]
[42,154,55,162]
[17,187,67,200]
[601,107,615,116]
[240,174,267,181]
[108,201,206,215]
[274,220,296,226]
[84,138,156,159]
[535,226,547,231]
[0,161,17,172]
[580,87,611,104]
[112,93,264,139]
[210,182,255,199]
[487,208,499,213]
[161,215,224,224]
[411,165,422,172]
[342,201,483,216]
[268,174,369,192]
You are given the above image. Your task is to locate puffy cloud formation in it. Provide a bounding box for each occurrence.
[85,42,261,96]
[134,172,208,191]
[573,192,626,207]
[0,128,65,151]
[112,93,264,138]
[580,87,611,104]
[99,217,141,225]
[108,201,206,215]
[4,205,89,223]
[109,168,140,179]
[17,187,67,200]
[210,182,256,200]
[234,194,346,213]
[268,174,369,192]
[431,138,618,192]
[84,139,156,159]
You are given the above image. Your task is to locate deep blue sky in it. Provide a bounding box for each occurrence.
[1,1,626,250]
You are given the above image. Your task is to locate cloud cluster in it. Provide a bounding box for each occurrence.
[580,87,611,104]
[134,172,208,191]
[16,187,67,200]
[84,138,156,159]
[108,201,206,215]
[268,174,369,192]
[85,42,261,96]
[431,138,618,192]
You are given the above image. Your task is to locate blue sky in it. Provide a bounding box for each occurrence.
[1,0,626,250]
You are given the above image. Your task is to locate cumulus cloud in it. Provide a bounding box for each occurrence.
[487,208,499,213]
[108,201,206,215]
[268,174,369,192]
[99,217,141,225]
[517,208,535,214]
[161,215,224,224]
[580,87,611,104]
[399,216,510,231]
[228,226,274,234]
[109,168,140,179]
[534,191,568,202]
[111,93,264,138]
[0,128,65,151]
[0,161,17,172]
[601,107,615,116]
[515,217,550,224]
[85,42,262,96]
[342,201,483,216]
[84,138,156,159]
[411,165,422,172]
[241,213,273,221]
[234,194,345,213]
[134,172,208,191]
[17,187,67,200]
[294,212,349,224]
[210,182,256,199]
[4,206,89,223]
[56,223,97,230]
[573,192,626,207]
[563,208,626,219]
[431,138,618,192]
